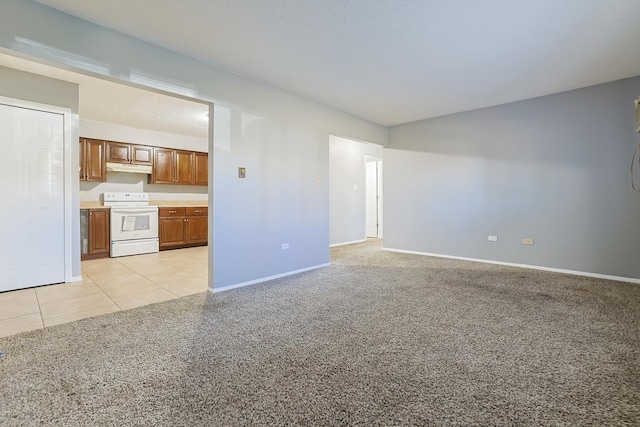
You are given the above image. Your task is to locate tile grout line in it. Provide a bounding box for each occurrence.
[90,267,181,308]
[134,268,193,298]
[33,288,46,331]
[130,266,181,298]
[77,266,123,317]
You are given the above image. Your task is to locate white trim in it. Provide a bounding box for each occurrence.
[209,263,330,293]
[330,239,367,248]
[383,247,640,285]
[70,275,83,282]
[63,110,79,284]
[0,96,70,113]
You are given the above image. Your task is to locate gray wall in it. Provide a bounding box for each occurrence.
[386,76,640,280]
[0,65,79,113]
[0,65,81,278]
[0,0,388,289]
[329,135,383,245]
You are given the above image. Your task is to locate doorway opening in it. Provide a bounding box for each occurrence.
[365,156,382,239]
[0,52,213,300]
[328,135,383,247]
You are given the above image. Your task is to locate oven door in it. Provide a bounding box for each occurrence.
[110,206,159,242]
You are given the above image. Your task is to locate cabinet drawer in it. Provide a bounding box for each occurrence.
[186,207,207,216]
[159,207,186,217]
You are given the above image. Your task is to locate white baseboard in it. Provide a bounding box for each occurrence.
[330,239,367,248]
[383,247,640,285]
[70,275,83,283]
[210,263,331,293]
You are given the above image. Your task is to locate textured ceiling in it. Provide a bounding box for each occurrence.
[24,0,640,126]
[0,53,209,138]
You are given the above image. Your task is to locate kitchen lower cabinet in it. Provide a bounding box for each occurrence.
[159,207,208,250]
[81,208,110,260]
[185,207,208,244]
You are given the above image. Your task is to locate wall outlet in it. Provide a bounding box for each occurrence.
[522,238,534,245]
[488,236,498,242]
[281,243,289,250]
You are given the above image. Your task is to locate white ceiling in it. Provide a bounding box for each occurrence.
[17,0,640,127]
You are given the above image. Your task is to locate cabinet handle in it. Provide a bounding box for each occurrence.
[194,210,202,213]
[169,210,177,214]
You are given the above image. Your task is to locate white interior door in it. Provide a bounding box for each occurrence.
[365,161,378,238]
[0,103,65,291]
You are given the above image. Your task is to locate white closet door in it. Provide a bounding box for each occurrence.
[0,103,65,292]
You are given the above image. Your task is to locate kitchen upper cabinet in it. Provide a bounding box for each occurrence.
[194,152,208,186]
[150,148,195,185]
[80,138,106,182]
[106,141,153,165]
[81,208,110,260]
[80,136,205,185]
[151,148,175,184]
[131,145,153,165]
[175,150,194,185]
[106,141,129,163]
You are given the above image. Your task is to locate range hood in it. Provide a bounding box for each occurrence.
[106,162,152,174]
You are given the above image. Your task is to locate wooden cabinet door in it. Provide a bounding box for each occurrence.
[194,152,208,186]
[79,139,86,180]
[185,216,208,244]
[89,209,110,255]
[151,148,174,184]
[174,150,194,185]
[106,141,130,163]
[84,139,106,182]
[131,145,153,165]
[159,217,186,248]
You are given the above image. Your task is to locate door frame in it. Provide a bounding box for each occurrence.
[364,155,382,239]
[0,95,78,283]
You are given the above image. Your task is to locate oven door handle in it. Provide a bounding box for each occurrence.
[112,208,158,215]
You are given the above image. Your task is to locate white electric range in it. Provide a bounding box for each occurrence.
[103,192,159,257]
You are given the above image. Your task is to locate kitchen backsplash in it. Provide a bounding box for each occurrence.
[79,171,208,204]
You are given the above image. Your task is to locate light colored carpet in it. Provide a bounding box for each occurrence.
[1,240,639,426]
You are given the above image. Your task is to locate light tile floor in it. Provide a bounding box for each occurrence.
[0,246,208,338]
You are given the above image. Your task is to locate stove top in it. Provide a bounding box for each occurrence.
[103,192,150,207]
